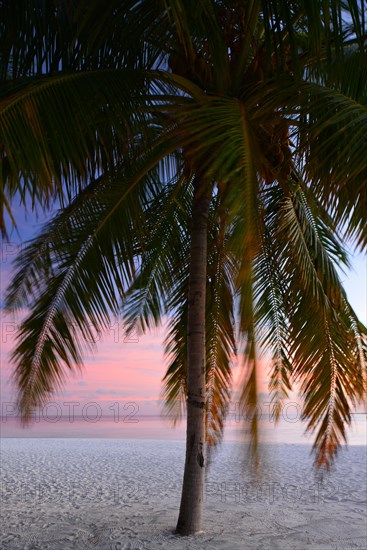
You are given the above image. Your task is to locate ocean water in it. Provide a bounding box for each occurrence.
[1,413,366,445]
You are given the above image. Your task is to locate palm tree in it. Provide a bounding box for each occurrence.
[1,0,367,536]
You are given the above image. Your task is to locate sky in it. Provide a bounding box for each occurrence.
[0,201,366,440]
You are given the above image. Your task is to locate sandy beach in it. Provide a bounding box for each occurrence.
[0,438,366,549]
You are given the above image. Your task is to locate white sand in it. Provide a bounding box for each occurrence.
[0,438,366,549]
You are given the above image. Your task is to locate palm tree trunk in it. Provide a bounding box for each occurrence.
[176,179,211,535]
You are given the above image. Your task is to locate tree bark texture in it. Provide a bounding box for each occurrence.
[176,180,211,535]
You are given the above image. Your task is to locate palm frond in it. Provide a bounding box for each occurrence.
[272,182,366,468]
[298,84,367,251]
[254,190,293,421]
[122,171,190,334]
[161,280,189,426]
[239,312,261,473]
[245,76,367,250]
[0,67,178,231]
[5,142,176,422]
[205,202,235,446]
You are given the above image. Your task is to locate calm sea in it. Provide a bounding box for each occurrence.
[1,414,366,445]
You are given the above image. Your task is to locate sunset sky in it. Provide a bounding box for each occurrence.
[1,204,366,419]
